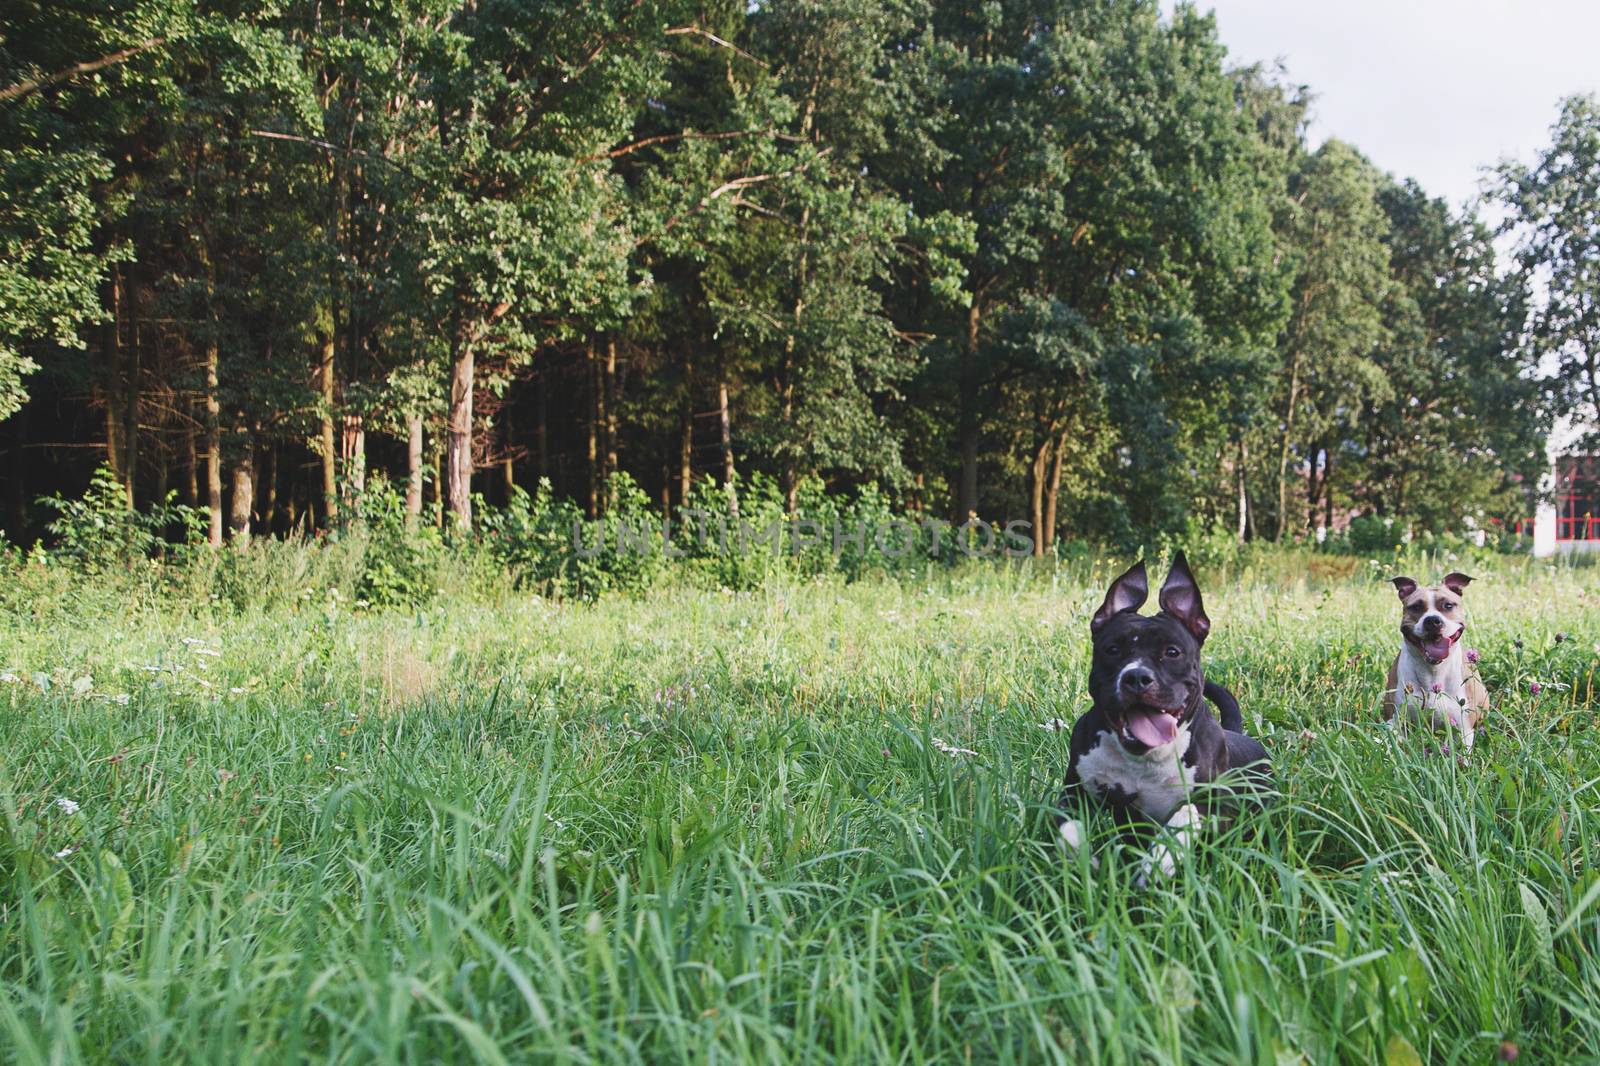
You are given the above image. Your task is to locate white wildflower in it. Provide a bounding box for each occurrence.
[54,797,81,815]
[0,672,18,684]
[53,846,76,860]
[109,693,131,706]
[932,736,978,758]
[1038,718,1070,732]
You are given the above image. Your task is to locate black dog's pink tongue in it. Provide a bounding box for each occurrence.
[1424,638,1452,663]
[1126,709,1179,747]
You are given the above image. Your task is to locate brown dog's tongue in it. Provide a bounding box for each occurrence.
[1424,638,1452,663]
[1126,709,1179,747]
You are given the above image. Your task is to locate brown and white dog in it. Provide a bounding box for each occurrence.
[1383,573,1488,750]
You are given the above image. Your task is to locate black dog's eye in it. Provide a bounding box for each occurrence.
[1164,646,1182,658]
[1105,644,1122,657]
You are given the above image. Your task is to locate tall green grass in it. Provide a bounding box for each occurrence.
[2,553,1598,1063]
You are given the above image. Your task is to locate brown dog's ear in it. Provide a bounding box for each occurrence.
[1158,550,1211,644]
[1442,572,1472,596]
[1091,560,1148,636]
[1391,576,1418,600]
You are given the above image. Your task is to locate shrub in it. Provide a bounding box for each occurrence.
[480,473,663,600]
[36,464,203,571]
[677,473,793,590]
[350,477,443,609]
[1155,515,1246,574]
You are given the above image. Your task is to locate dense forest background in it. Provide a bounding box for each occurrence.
[3,0,1596,551]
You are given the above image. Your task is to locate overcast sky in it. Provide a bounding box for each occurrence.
[1164,0,1600,211]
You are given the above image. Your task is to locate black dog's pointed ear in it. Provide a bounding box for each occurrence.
[1158,550,1210,644]
[1442,572,1472,596]
[1091,560,1148,636]
[1391,576,1418,600]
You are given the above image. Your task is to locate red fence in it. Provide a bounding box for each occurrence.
[1558,510,1600,542]
[1509,512,1600,541]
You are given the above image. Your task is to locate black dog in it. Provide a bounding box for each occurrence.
[1056,552,1270,885]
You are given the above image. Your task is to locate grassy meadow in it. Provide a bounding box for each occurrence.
[3,549,1600,1064]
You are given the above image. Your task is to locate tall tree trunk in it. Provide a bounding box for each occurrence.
[1028,433,1049,557]
[957,301,981,520]
[446,333,474,529]
[260,446,277,533]
[229,441,253,547]
[318,333,337,527]
[1275,351,1302,542]
[154,431,168,508]
[405,413,424,525]
[341,412,365,504]
[1306,442,1322,534]
[123,275,140,507]
[432,444,444,529]
[717,375,737,516]
[101,271,122,489]
[103,394,121,488]
[604,335,619,510]
[1045,429,1067,551]
[586,339,599,518]
[718,378,734,487]
[1236,439,1249,542]
[1323,451,1335,533]
[782,463,798,515]
[6,404,25,535]
[678,350,693,510]
[535,370,548,485]
[500,409,514,501]
[183,422,198,508]
[780,200,811,517]
[151,296,167,507]
[204,342,223,547]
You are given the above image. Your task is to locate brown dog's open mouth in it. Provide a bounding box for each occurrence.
[1123,707,1181,747]
[1406,627,1463,665]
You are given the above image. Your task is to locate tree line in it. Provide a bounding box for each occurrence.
[2,0,1591,551]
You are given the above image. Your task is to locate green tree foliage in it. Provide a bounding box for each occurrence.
[1355,181,1541,528]
[0,147,111,420]
[1498,94,1600,449]
[1270,139,1392,540]
[0,0,1564,549]
[0,1,169,419]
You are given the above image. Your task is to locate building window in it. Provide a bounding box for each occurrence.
[1557,456,1600,541]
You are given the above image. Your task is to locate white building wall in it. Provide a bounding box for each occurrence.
[1536,415,1599,557]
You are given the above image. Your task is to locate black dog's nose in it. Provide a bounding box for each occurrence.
[1121,667,1156,693]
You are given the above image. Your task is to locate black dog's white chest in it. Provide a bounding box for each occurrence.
[1075,728,1196,823]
